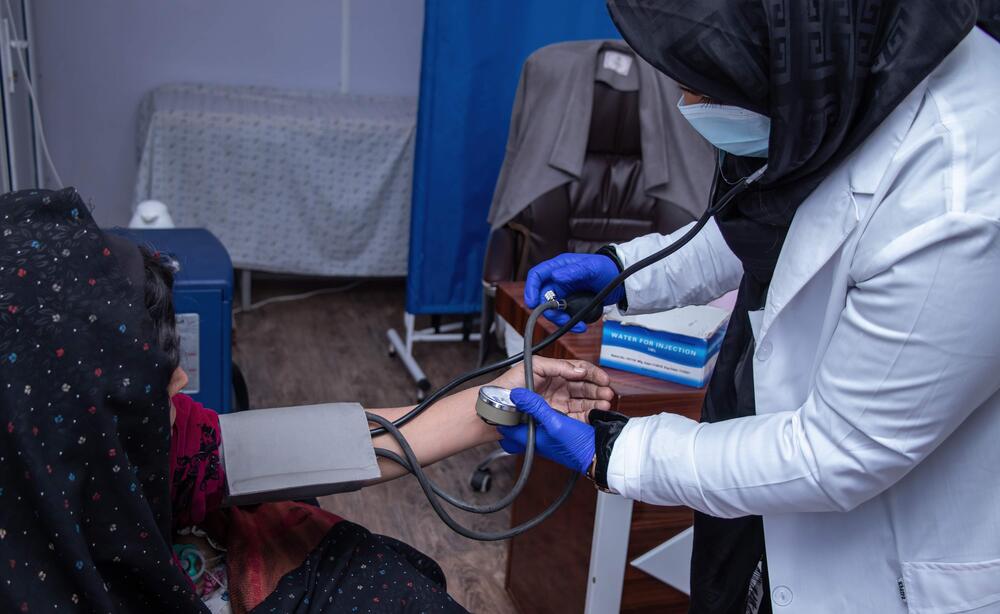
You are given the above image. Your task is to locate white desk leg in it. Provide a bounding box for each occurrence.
[584,491,634,614]
[240,269,252,311]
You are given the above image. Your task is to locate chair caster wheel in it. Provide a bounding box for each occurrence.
[388,344,397,357]
[470,468,492,493]
[416,389,426,402]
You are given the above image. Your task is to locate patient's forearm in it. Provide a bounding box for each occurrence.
[367,387,499,482]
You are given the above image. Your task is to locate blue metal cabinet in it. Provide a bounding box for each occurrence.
[112,228,233,413]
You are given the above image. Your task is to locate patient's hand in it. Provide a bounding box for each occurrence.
[491,356,613,416]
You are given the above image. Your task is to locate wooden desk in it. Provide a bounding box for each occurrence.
[497,281,704,614]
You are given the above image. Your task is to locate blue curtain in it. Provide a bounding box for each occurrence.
[405,0,620,315]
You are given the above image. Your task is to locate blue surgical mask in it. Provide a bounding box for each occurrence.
[676,97,770,158]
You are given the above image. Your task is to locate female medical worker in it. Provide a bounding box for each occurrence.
[499,1,1000,612]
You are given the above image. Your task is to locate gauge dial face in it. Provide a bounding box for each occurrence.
[476,386,523,426]
[479,385,514,410]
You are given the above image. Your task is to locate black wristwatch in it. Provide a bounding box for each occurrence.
[595,245,629,312]
[587,410,630,492]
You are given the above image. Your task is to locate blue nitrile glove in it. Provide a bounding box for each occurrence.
[524,252,624,333]
[497,388,595,474]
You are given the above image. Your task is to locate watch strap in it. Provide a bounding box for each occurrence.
[596,245,629,312]
[588,409,630,491]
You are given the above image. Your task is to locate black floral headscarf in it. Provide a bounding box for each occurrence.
[0,189,205,612]
[606,1,1000,612]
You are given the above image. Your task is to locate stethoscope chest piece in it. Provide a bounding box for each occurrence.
[476,385,525,426]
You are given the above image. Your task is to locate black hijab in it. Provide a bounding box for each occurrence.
[0,189,206,612]
[607,0,996,279]
[606,2,1000,612]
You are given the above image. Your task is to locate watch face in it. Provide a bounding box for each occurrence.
[478,385,514,409]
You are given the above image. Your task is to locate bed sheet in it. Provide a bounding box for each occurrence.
[135,83,416,277]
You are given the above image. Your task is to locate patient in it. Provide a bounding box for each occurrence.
[0,188,613,613]
[149,242,612,612]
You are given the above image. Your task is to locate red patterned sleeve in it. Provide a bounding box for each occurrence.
[169,393,226,527]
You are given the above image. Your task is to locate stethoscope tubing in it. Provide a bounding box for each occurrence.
[369,165,766,540]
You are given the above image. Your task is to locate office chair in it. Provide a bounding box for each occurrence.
[478,60,698,368]
[472,47,703,492]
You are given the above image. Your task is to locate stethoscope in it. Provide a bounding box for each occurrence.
[368,164,768,541]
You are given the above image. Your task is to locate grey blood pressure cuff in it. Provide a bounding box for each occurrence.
[596,245,629,312]
[218,403,381,506]
[589,409,630,490]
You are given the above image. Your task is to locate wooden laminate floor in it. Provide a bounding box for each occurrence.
[232,277,519,614]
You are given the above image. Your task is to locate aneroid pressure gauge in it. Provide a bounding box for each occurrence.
[476,385,525,426]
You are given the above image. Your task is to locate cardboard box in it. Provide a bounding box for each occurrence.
[599,305,730,388]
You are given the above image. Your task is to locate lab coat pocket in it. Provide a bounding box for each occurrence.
[901,557,1000,613]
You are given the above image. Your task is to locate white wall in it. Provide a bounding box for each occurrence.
[30,0,424,226]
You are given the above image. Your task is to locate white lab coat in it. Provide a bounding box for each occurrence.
[607,29,1000,613]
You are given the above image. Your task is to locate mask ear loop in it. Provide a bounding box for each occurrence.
[718,151,743,186]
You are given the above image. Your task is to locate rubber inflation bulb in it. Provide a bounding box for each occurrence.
[564,292,603,324]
